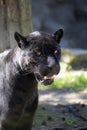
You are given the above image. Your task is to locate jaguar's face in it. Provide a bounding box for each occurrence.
[14,29,63,85]
[31,39,61,85]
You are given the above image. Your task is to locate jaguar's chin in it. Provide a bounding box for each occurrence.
[41,78,54,85]
[34,73,55,86]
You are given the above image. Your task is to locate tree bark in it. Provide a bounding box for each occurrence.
[0,0,32,52]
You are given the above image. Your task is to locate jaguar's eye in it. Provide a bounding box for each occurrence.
[36,51,41,56]
[54,50,58,54]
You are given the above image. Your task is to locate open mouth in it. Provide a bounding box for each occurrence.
[34,73,56,85]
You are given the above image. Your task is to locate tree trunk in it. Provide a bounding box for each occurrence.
[0,0,32,52]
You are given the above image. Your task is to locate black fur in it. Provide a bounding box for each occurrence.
[0,29,63,130]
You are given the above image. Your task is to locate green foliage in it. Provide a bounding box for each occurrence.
[53,74,87,90]
[39,73,87,91]
[64,118,75,126]
[60,62,72,71]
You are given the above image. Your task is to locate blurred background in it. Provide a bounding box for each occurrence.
[31,0,87,49]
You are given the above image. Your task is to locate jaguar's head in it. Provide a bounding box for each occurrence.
[14,29,63,85]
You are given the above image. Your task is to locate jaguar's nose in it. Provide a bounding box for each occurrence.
[47,56,60,75]
[48,64,60,76]
[47,56,56,68]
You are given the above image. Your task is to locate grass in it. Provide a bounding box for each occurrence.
[64,115,84,127]
[39,72,87,91]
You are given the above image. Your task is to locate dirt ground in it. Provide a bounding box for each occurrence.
[32,88,87,130]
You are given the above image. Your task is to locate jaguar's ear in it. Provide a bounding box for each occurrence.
[14,32,28,48]
[54,29,63,44]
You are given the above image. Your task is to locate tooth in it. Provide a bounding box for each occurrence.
[53,75,56,78]
[44,76,47,80]
[44,75,56,80]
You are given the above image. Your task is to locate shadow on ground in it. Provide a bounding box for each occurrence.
[32,88,87,130]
